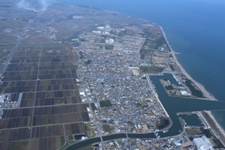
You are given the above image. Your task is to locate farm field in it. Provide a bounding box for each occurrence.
[0,46,90,150]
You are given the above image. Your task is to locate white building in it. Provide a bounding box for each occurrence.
[92,31,101,34]
[97,26,104,30]
[79,92,86,96]
[105,39,114,44]
[0,95,5,103]
[193,136,214,150]
[180,90,191,96]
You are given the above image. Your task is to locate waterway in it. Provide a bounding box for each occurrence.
[67,74,225,149]
[150,74,225,137]
[66,133,155,150]
[179,114,203,127]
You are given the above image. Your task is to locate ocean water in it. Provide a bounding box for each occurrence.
[58,0,225,128]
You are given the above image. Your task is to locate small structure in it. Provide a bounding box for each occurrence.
[92,31,101,34]
[132,69,140,77]
[97,26,105,30]
[0,95,5,103]
[105,39,114,44]
[180,90,191,96]
[80,92,86,96]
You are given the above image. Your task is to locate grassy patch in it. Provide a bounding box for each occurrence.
[127,121,134,127]
[68,135,74,141]
[84,124,96,138]
[139,66,164,74]
[85,60,92,65]
[213,137,224,148]
[3,130,10,142]
[9,140,29,150]
[155,36,166,49]
[204,129,212,138]
[202,111,224,148]
[165,85,174,90]
[100,100,112,107]
[136,103,142,107]
[86,129,95,138]
[185,79,204,98]
[43,115,52,125]
[105,44,114,50]
[60,136,65,147]
[102,124,114,133]
[156,117,170,130]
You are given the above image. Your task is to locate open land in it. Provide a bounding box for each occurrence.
[0,1,224,150]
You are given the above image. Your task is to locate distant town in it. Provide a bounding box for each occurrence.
[0,1,225,150]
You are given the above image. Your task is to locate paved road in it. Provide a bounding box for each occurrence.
[0,13,42,78]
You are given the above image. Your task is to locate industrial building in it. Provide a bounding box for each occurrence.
[193,136,214,150]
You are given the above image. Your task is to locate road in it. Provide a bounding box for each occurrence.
[0,11,45,150]
[0,12,42,78]
[29,47,42,150]
[76,54,106,149]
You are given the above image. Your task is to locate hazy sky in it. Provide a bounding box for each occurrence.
[58,0,225,21]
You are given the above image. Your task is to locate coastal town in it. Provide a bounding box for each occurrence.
[74,22,225,150]
[0,1,225,150]
[77,24,169,134]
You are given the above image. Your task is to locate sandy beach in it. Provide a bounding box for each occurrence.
[207,111,225,133]
[207,111,225,145]
[159,26,216,101]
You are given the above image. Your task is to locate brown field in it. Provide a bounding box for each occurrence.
[0,2,141,149]
[0,46,90,149]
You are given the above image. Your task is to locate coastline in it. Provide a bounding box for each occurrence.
[159,26,216,101]
[159,26,225,144]
[207,111,225,145]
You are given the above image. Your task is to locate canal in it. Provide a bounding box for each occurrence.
[178,114,203,127]
[151,74,225,137]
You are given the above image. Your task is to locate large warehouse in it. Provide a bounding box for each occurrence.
[193,136,214,150]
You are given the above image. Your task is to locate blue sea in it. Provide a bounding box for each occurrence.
[58,0,225,128]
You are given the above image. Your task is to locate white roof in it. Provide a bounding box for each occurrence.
[132,69,140,76]
[79,92,85,96]
[180,90,191,96]
[0,95,5,103]
[193,136,214,150]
